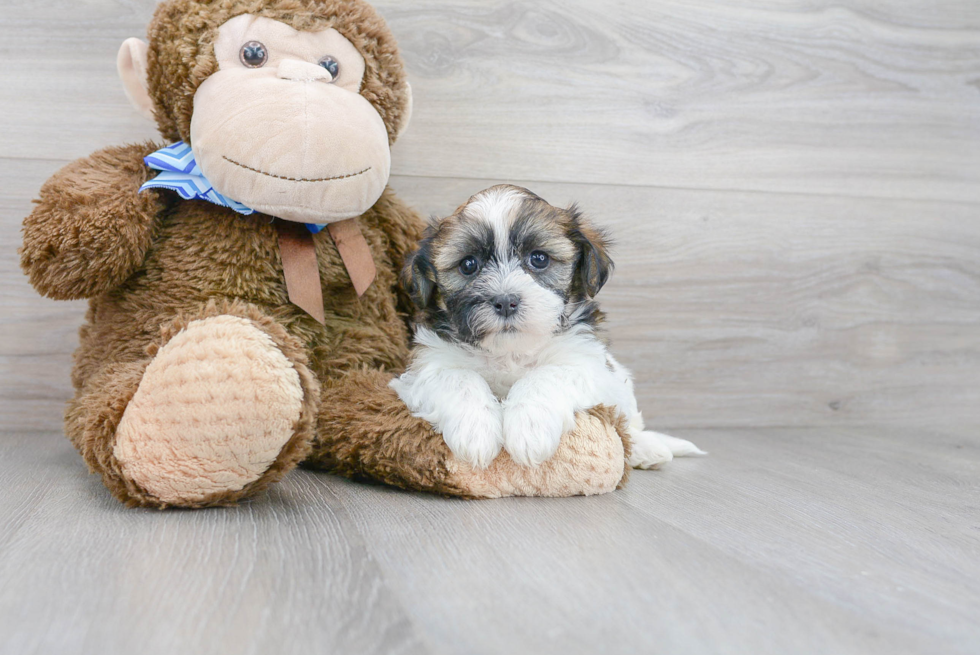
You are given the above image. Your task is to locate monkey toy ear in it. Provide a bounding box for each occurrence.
[397,82,413,140]
[402,245,436,309]
[117,38,155,121]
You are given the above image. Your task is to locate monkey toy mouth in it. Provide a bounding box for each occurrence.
[222,156,371,184]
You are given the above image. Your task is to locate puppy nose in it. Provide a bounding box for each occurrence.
[277,58,334,82]
[492,294,521,318]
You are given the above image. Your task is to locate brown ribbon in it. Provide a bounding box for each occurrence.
[276,218,376,324]
[327,218,377,297]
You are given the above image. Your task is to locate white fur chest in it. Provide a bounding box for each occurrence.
[400,325,621,402]
[471,350,544,399]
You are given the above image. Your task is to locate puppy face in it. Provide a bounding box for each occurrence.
[405,185,613,351]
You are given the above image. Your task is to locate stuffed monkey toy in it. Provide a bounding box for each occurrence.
[19,0,630,508]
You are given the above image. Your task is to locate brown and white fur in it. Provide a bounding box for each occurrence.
[390,185,703,470]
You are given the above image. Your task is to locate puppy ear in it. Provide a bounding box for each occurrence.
[402,241,436,309]
[569,207,614,298]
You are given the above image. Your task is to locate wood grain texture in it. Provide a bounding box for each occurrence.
[327,425,980,655]
[2,0,979,200]
[1,427,978,655]
[0,432,432,655]
[390,176,980,431]
[2,0,980,653]
[4,161,979,431]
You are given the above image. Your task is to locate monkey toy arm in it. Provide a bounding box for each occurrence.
[20,142,167,300]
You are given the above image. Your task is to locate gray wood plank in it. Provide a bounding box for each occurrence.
[4,159,978,432]
[0,159,89,434]
[2,426,977,655]
[3,1,980,653]
[620,427,980,651]
[0,433,433,655]
[1,0,978,201]
[389,175,980,431]
[319,425,980,655]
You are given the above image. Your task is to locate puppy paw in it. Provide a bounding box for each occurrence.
[628,430,674,469]
[440,403,504,469]
[503,403,569,467]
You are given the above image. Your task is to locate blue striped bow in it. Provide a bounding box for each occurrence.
[140,142,325,234]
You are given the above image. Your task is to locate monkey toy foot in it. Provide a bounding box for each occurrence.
[445,405,631,498]
[111,313,317,506]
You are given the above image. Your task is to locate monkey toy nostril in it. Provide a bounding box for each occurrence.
[491,294,521,318]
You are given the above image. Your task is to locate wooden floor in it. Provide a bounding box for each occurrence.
[1,427,978,655]
[2,1,979,653]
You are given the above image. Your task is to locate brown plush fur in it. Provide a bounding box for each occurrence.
[65,299,321,508]
[20,0,629,507]
[451,405,632,498]
[146,0,411,144]
[308,374,631,499]
[20,143,167,300]
[307,367,475,496]
[24,139,437,507]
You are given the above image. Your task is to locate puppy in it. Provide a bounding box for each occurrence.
[390,185,703,469]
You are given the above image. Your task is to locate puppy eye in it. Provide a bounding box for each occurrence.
[317,55,340,81]
[529,251,550,270]
[459,256,480,276]
[240,41,268,68]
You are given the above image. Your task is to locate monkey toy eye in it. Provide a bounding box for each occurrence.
[529,251,550,270]
[240,41,268,68]
[459,256,480,276]
[317,55,340,81]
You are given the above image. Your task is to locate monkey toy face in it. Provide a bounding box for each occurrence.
[118,4,412,225]
[191,15,391,224]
